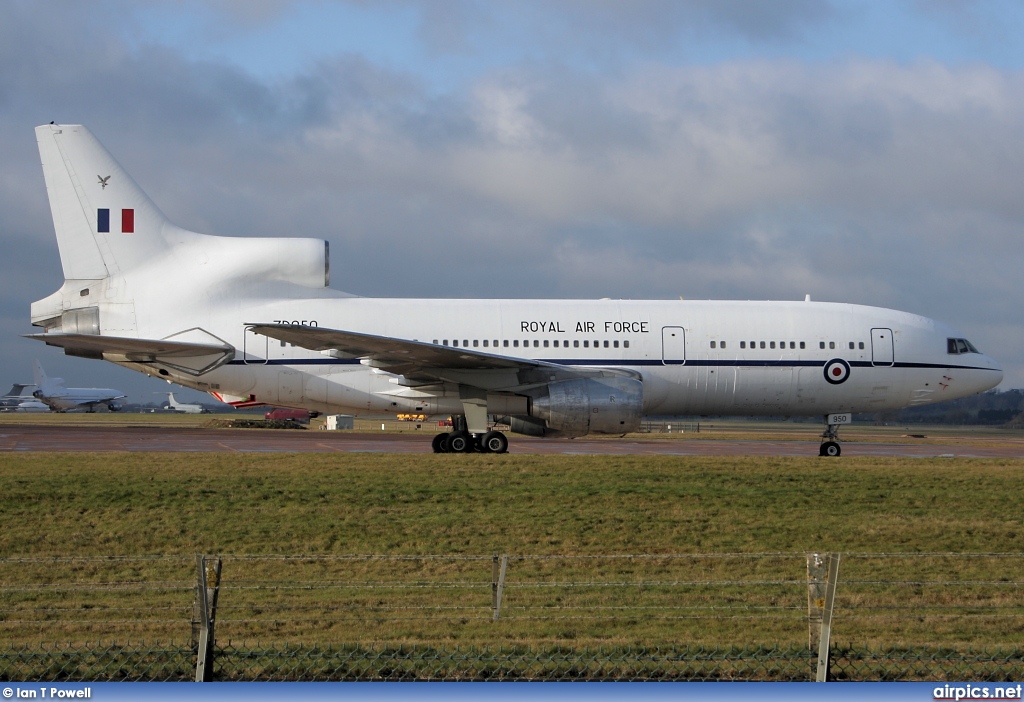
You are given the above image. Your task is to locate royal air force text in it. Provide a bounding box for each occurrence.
[520,321,649,334]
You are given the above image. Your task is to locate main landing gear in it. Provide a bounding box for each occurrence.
[819,417,842,457]
[431,416,509,454]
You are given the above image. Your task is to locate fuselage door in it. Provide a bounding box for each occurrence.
[871,328,894,367]
[243,325,269,365]
[662,326,686,365]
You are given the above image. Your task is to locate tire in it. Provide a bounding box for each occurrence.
[431,432,449,453]
[820,441,841,457]
[481,430,509,454]
[448,431,472,453]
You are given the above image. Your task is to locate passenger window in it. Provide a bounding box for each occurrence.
[760,341,765,349]
[443,340,449,346]
[770,342,775,349]
[858,342,864,350]
[513,340,519,348]
[848,342,854,350]
[740,341,746,349]
[829,342,835,350]
[433,339,438,345]
[789,342,795,349]
[504,340,509,348]
[819,342,825,349]
[603,340,609,348]
[800,342,805,349]
[543,340,549,348]
[483,340,488,347]
[721,341,726,349]
[710,341,716,349]
[584,340,589,348]
[463,340,469,347]
[474,340,479,348]
[574,340,580,348]
[533,340,539,348]
[623,340,629,348]
[613,340,619,348]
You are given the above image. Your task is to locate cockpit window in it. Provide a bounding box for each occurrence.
[947,338,981,355]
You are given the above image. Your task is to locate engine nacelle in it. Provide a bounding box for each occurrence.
[107,402,123,412]
[527,377,643,437]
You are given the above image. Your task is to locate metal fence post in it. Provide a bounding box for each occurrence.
[493,554,508,621]
[807,553,827,652]
[194,555,222,682]
[815,553,841,682]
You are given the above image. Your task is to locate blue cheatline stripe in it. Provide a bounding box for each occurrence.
[225,358,999,372]
[97,208,110,233]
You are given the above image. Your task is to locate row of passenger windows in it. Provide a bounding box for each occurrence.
[711,341,866,350]
[434,339,630,349]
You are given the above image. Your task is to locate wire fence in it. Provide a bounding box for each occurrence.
[1,552,1022,681]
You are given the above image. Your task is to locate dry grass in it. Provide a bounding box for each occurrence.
[1,451,1023,647]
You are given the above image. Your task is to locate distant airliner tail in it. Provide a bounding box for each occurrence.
[31,360,63,398]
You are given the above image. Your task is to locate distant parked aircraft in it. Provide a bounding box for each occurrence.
[32,360,125,412]
[163,392,206,414]
[0,383,50,412]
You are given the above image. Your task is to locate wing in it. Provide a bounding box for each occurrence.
[245,323,636,390]
[24,333,233,375]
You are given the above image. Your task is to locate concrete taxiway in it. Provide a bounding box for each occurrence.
[1,423,1023,457]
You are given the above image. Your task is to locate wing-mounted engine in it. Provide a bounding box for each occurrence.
[521,377,644,437]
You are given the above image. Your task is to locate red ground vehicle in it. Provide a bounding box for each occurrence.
[265,408,312,422]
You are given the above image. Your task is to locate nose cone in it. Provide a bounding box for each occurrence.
[970,354,1003,394]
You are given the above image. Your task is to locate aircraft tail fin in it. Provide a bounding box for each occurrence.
[32,360,64,397]
[35,124,175,280]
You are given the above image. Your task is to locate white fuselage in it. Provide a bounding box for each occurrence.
[115,289,1001,419]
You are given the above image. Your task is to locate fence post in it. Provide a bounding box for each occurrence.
[492,554,508,621]
[807,553,827,652]
[194,555,222,682]
[814,553,841,682]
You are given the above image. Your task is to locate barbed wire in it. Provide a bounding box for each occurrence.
[3,552,1021,564]
[0,582,192,591]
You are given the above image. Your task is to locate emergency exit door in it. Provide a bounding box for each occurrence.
[662,326,686,365]
[871,328,894,367]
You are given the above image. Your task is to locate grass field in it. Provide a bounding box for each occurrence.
[1,445,1023,648]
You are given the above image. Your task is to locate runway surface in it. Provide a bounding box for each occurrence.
[1,424,1023,457]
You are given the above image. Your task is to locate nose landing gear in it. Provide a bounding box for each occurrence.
[819,415,845,457]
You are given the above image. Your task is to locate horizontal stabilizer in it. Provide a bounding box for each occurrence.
[24,333,233,375]
[246,323,638,389]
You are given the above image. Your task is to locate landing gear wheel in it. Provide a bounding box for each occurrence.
[432,432,450,453]
[480,430,509,454]
[448,431,473,453]
[819,441,841,457]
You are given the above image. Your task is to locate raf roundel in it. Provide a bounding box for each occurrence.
[823,358,851,385]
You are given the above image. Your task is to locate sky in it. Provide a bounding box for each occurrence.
[2,0,1024,404]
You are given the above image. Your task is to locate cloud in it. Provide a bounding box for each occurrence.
[2,0,1022,394]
